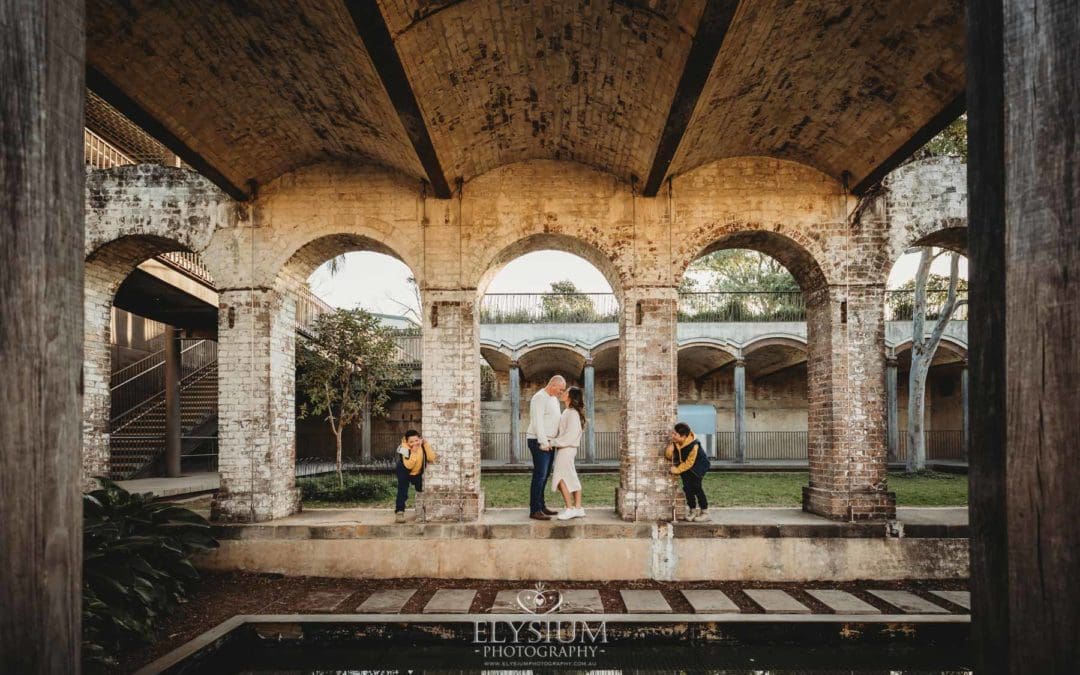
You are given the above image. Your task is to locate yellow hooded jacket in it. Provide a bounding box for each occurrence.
[398,437,438,476]
[664,432,703,476]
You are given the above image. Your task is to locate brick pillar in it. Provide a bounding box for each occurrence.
[617,286,678,521]
[803,285,896,521]
[211,288,300,522]
[82,276,113,487]
[417,290,484,521]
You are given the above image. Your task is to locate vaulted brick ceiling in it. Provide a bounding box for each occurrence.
[85,0,964,198]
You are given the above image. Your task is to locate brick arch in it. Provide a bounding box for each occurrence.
[742,334,809,355]
[673,225,831,294]
[85,165,234,272]
[82,233,218,490]
[473,232,626,302]
[272,231,424,293]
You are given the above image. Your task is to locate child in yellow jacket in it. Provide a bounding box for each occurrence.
[664,422,711,522]
[395,429,437,523]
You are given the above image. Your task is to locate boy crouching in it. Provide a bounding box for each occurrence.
[395,429,437,523]
[664,422,712,522]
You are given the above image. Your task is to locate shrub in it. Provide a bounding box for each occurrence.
[298,472,395,503]
[82,477,218,665]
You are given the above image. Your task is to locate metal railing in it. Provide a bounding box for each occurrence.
[479,431,623,462]
[895,430,966,462]
[710,431,809,461]
[480,293,619,324]
[108,434,218,479]
[110,339,218,423]
[157,251,216,286]
[679,292,806,322]
[84,128,133,169]
[292,286,336,336]
[885,289,969,321]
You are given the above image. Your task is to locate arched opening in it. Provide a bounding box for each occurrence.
[885,239,969,473]
[274,237,423,507]
[476,239,621,507]
[678,238,820,469]
[84,236,219,486]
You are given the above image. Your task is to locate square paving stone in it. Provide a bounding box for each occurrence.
[930,590,971,611]
[620,590,672,614]
[868,590,949,614]
[356,589,416,614]
[558,589,604,614]
[296,590,354,613]
[744,589,811,614]
[806,590,880,615]
[490,590,530,613]
[423,589,477,614]
[681,590,741,614]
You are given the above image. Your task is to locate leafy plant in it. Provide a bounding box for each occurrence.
[298,472,395,503]
[82,477,218,665]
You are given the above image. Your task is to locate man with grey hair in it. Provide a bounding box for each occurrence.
[526,374,566,520]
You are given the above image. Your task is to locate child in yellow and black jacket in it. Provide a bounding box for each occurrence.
[664,422,712,522]
[395,429,437,523]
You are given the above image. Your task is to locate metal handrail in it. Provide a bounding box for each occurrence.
[885,289,969,321]
[110,340,217,424]
[110,339,212,390]
[678,291,805,322]
[480,293,620,324]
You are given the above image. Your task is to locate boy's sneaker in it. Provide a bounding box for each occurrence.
[682,507,700,522]
[394,511,406,523]
[691,509,711,523]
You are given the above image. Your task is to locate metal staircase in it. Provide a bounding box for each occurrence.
[109,340,218,479]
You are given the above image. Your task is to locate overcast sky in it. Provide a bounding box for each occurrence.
[307,249,968,315]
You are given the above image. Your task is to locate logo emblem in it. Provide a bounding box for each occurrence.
[516,582,563,614]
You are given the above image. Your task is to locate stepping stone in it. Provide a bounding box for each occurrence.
[868,590,949,614]
[930,590,971,611]
[620,590,672,614]
[681,590,741,614]
[744,589,811,614]
[296,590,353,613]
[558,589,604,614]
[490,589,530,614]
[423,589,477,614]
[356,589,416,614]
[806,590,880,615]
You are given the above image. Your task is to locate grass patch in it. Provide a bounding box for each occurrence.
[299,470,968,509]
[297,473,395,504]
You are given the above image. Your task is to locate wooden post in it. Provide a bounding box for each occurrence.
[0,0,84,670]
[164,327,182,477]
[969,0,1080,671]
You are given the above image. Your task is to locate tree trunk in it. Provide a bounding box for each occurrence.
[907,362,930,472]
[335,429,344,488]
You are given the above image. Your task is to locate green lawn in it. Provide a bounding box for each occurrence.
[302,470,968,509]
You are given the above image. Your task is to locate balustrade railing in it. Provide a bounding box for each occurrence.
[84,128,133,169]
[110,339,217,423]
[885,289,969,321]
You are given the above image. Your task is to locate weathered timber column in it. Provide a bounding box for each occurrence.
[0,0,84,668]
[733,358,747,463]
[418,290,484,520]
[360,402,372,463]
[211,288,300,522]
[960,360,969,459]
[583,359,596,463]
[617,286,678,521]
[164,327,183,477]
[508,361,521,464]
[885,355,899,463]
[803,285,896,520]
[968,1,1080,670]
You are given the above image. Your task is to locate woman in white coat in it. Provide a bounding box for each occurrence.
[550,385,586,520]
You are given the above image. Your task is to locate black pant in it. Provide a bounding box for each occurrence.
[681,472,708,510]
[396,468,423,512]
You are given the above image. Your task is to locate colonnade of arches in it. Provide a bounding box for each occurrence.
[82,157,968,523]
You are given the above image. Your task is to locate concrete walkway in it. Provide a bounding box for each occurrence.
[116,472,219,497]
